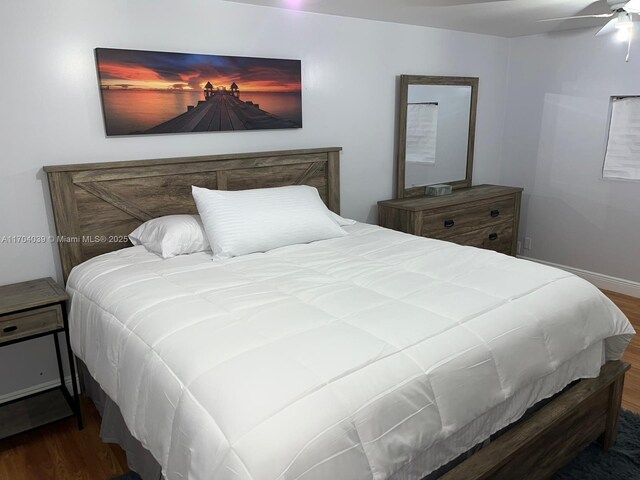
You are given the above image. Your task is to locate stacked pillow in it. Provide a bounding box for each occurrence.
[129,185,354,259]
[129,214,209,258]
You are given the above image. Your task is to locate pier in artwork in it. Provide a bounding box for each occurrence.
[146,83,299,133]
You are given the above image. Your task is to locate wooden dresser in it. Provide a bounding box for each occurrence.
[378,185,523,256]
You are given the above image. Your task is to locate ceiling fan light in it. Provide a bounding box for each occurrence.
[616,11,632,22]
[616,28,631,41]
[615,20,634,30]
[615,21,634,41]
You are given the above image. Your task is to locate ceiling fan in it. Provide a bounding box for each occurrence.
[540,0,640,61]
[404,0,510,6]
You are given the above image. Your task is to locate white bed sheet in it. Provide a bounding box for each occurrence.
[67,223,634,480]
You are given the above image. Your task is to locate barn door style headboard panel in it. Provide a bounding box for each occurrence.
[44,147,342,282]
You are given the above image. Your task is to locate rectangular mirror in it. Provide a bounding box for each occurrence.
[397,75,478,198]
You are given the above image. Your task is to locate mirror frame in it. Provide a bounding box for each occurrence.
[396,75,479,198]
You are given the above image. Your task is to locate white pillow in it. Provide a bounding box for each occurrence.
[192,185,347,259]
[328,210,357,227]
[129,214,210,258]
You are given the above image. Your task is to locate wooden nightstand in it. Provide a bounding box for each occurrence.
[378,185,523,256]
[0,277,83,438]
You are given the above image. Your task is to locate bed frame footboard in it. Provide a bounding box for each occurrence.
[442,360,630,480]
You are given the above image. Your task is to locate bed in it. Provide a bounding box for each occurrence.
[44,147,635,480]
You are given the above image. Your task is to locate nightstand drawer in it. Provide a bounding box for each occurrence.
[422,196,515,239]
[453,223,514,254]
[0,305,63,344]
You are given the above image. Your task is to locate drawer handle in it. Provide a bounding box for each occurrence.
[444,219,455,228]
[2,325,18,334]
[489,233,498,241]
[490,209,500,218]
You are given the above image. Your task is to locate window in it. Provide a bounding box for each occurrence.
[603,96,640,180]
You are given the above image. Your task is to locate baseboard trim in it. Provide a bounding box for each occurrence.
[0,375,78,405]
[519,256,640,298]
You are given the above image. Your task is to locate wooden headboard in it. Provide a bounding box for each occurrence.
[44,147,342,282]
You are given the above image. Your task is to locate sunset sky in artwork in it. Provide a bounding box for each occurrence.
[96,48,302,93]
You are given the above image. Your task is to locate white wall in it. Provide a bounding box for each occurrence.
[501,29,640,283]
[0,0,509,396]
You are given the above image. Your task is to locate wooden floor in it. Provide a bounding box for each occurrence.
[606,291,640,413]
[0,291,638,480]
[0,397,128,479]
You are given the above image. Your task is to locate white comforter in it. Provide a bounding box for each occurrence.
[67,223,634,480]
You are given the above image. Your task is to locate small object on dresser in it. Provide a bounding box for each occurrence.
[0,278,83,438]
[425,184,453,196]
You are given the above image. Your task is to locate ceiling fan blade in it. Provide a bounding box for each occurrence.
[405,0,511,6]
[596,17,619,35]
[624,0,640,13]
[538,13,614,22]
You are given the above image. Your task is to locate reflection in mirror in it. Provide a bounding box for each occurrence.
[405,85,471,187]
[397,76,478,198]
[406,102,438,165]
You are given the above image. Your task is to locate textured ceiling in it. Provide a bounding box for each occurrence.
[223,0,618,37]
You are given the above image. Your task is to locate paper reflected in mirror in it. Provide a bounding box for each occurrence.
[406,103,438,165]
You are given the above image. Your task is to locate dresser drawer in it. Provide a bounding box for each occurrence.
[0,304,63,344]
[452,223,514,254]
[422,196,515,239]
[378,185,522,257]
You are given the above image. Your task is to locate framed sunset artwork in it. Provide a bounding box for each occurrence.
[95,48,302,136]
